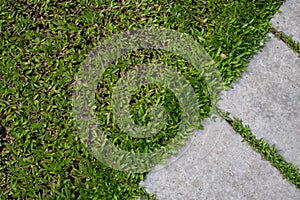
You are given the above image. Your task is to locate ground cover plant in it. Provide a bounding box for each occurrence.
[0,0,288,199]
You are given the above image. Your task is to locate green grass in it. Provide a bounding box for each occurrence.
[0,0,286,199]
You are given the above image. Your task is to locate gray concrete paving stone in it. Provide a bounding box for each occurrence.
[271,0,300,43]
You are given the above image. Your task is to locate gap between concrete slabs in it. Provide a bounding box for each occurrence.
[139,117,300,199]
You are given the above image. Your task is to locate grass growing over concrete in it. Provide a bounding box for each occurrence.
[0,0,285,199]
[219,110,300,189]
[270,27,300,56]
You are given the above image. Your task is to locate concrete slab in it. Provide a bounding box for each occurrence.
[271,0,300,43]
[140,118,300,199]
[218,34,300,170]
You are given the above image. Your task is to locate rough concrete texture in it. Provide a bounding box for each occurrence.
[218,34,300,169]
[140,118,300,199]
[271,0,300,43]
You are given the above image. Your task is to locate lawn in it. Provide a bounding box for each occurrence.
[0,0,285,199]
